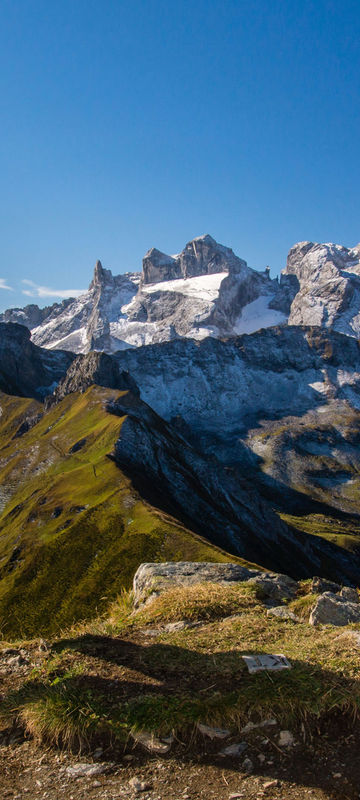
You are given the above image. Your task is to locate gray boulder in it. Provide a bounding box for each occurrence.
[311,576,341,595]
[132,562,298,609]
[248,573,298,603]
[340,586,359,603]
[310,592,360,626]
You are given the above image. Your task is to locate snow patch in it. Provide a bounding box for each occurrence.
[140,272,228,301]
[234,295,287,335]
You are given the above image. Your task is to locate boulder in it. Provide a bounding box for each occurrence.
[248,573,298,602]
[340,586,359,603]
[132,562,298,609]
[309,592,360,626]
[311,576,341,595]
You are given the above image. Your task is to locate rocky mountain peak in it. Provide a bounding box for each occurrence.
[142,234,248,285]
[90,260,114,290]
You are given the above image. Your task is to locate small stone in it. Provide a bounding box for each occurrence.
[129,777,152,793]
[267,606,299,621]
[332,773,342,778]
[311,576,340,595]
[197,722,230,739]
[278,730,295,747]
[242,654,291,673]
[92,780,102,787]
[7,654,28,668]
[241,718,277,732]
[65,762,109,778]
[134,730,171,754]
[219,742,247,758]
[242,757,254,773]
[263,780,279,789]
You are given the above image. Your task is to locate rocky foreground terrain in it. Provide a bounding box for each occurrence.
[2,562,360,800]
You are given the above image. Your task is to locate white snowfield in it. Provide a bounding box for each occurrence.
[234,295,287,335]
[140,272,228,300]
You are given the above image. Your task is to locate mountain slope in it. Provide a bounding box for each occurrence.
[0,387,239,638]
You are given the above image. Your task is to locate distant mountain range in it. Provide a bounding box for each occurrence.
[2,234,360,352]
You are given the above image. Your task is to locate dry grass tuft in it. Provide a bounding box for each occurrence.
[135,582,260,625]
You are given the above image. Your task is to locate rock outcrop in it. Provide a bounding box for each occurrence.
[0,323,74,399]
[132,561,298,608]
[45,351,139,408]
[310,591,360,626]
[283,241,360,337]
[141,234,248,284]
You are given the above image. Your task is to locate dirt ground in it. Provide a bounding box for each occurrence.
[0,721,359,800]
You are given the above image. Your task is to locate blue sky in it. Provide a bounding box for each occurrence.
[1,0,359,310]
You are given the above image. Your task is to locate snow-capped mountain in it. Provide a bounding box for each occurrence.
[2,234,360,352]
[0,235,288,352]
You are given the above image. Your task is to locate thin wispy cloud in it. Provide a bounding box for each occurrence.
[22,280,85,299]
[0,279,13,291]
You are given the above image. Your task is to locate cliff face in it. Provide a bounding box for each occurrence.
[283,241,360,336]
[0,322,74,399]
[141,234,248,283]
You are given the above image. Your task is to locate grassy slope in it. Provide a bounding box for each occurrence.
[0,387,247,640]
[2,582,360,750]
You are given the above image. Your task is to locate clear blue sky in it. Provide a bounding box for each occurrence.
[1,0,359,309]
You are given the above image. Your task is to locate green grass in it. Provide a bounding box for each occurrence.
[0,387,246,639]
[2,582,360,751]
[280,513,360,552]
[288,593,318,620]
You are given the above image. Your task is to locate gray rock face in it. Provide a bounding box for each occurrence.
[0,322,74,399]
[283,241,360,337]
[114,326,360,438]
[45,351,139,408]
[309,592,360,626]
[111,392,348,576]
[142,234,247,284]
[247,573,298,602]
[114,324,360,520]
